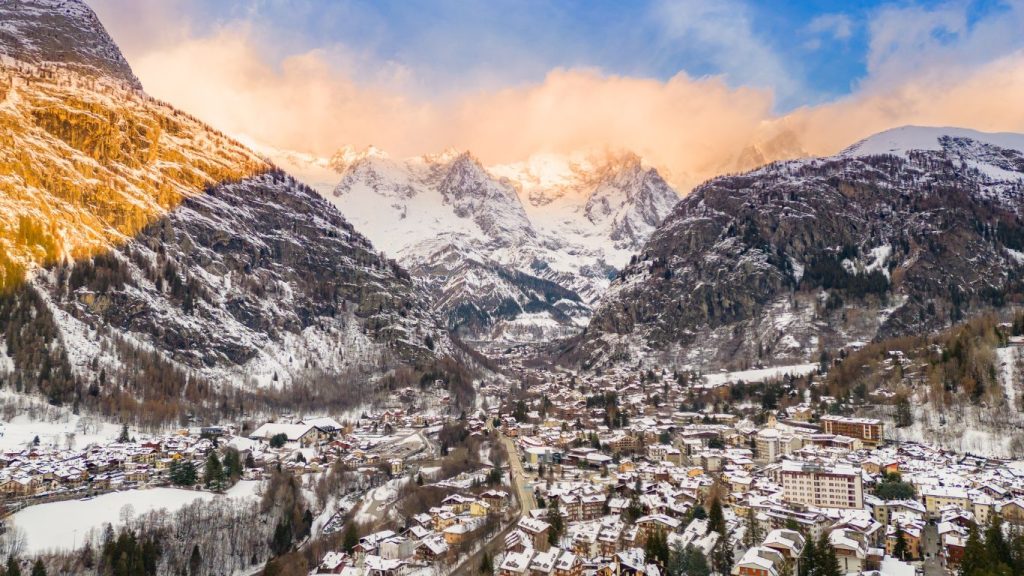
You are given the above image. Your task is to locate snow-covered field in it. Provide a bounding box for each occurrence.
[10,481,261,554]
[0,414,120,451]
[701,363,818,387]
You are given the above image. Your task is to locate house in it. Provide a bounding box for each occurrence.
[1000,499,1024,524]
[519,517,552,551]
[762,529,804,563]
[415,536,450,562]
[500,551,533,576]
[733,547,785,576]
[920,486,969,519]
[249,423,319,448]
[379,536,415,560]
[635,515,681,544]
[444,523,473,546]
[471,500,493,516]
[315,551,353,574]
[885,523,923,560]
[829,529,869,573]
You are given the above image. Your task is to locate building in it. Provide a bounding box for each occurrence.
[519,517,552,551]
[819,416,883,447]
[733,546,785,576]
[920,486,970,519]
[780,461,863,509]
[249,423,319,448]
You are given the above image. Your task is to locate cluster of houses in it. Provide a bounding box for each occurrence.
[310,490,513,575]
[0,431,220,501]
[471,369,1024,576]
[0,404,457,509]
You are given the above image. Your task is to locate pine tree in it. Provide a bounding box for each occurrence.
[744,506,762,547]
[817,533,841,576]
[6,556,21,576]
[343,523,360,553]
[117,424,130,443]
[708,497,726,536]
[188,545,202,576]
[892,523,910,561]
[644,529,670,568]
[960,525,987,576]
[711,529,734,576]
[987,515,1012,567]
[30,559,45,576]
[626,491,644,524]
[204,452,225,491]
[222,447,242,483]
[798,534,817,576]
[181,460,198,485]
[777,556,794,576]
[480,551,493,575]
[548,497,565,546]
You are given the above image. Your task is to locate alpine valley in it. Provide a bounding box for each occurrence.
[6,2,1024,576]
[270,146,681,343]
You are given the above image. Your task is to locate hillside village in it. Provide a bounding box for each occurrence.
[6,362,1024,576]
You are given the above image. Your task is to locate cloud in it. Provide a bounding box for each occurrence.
[652,0,800,100]
[87,0,1024,193]
[806,13,854,42]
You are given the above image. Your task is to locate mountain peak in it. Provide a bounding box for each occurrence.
[0,0,141,89]
[840,125,1024,158]
[424,147,473,166]
[329,144,390,172]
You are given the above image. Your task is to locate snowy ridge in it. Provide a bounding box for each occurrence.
[582,126,1024,371]
[307,146,679,340]
[841,126,1024,158]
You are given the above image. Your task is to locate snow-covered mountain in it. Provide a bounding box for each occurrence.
[576,125,1024,371]
[315,147,680,342]
[0,0,140,89]
[0,0,458,425]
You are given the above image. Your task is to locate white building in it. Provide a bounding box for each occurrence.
[780,461,863,509]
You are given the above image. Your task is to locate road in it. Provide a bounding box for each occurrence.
[500,432,537,512]
[448,425,536,576]
[921,523,944,576]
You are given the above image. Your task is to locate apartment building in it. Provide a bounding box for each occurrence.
[820,416,884,447]
[780,461,864,509]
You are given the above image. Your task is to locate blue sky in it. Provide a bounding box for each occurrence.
[90,0,1024,188]
[127,0,1014,110]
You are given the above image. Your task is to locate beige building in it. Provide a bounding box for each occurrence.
[820,416,883,447]
[780,461,863,509]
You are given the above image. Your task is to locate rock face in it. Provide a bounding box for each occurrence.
[0,0,451,419]
[577,127,1024,371]
[27,171,445,386]
[324,148,680,342]
[0,0,141,89]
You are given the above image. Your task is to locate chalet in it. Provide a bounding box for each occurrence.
[519,517,552,551]
[415,536,450,562]
[733,546,784,576]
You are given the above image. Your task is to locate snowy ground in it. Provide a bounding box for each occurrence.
[10,481,261,554]
[701,363,818,388]
[0,413,121,451]
[353,476,411,524]
[998,346,1021,411]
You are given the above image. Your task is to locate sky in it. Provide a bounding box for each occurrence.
[89,0,1024,190]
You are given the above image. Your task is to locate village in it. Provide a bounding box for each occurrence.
[2,367,1024,576]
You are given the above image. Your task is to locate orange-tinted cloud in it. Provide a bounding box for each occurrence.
[91,1,1024,192]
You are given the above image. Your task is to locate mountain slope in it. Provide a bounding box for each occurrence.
[0,0,140,89]
[0,0,457,424]
[575,126,1024,370]
[325,147,679,341]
